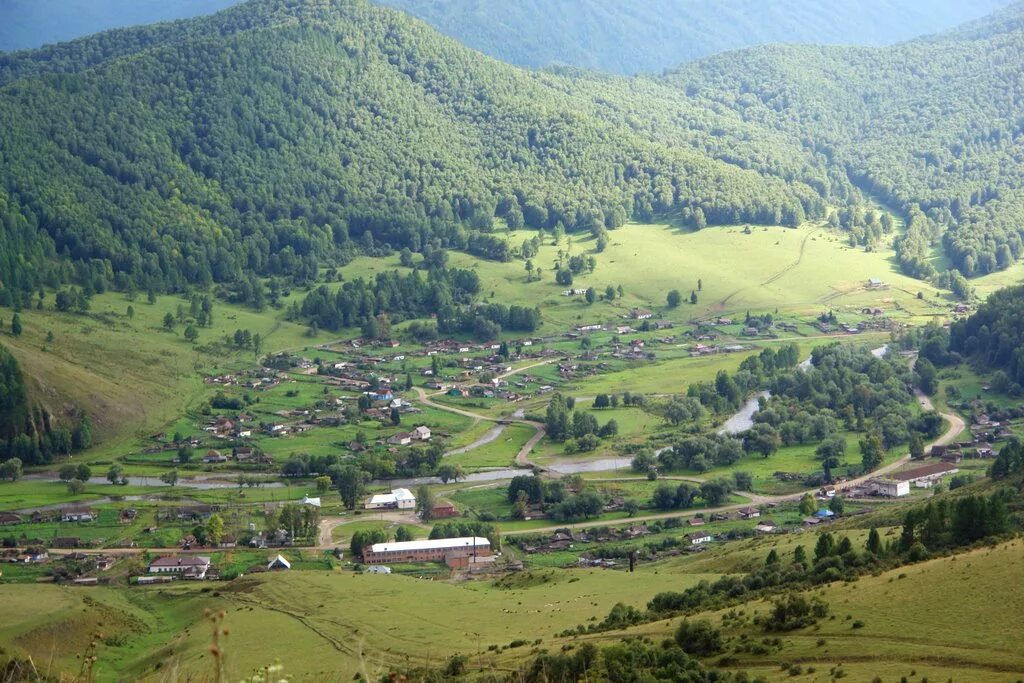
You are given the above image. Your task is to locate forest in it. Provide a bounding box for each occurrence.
[949,284,1024,390]
[0,0,1021,324]
[668,3,1024,280]
[0,0,825,305]
[0,344,91,467]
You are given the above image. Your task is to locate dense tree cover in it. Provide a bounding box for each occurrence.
[949,285,1024,390]
[543,393,617,452]
[989,440,1023,480]
[0,344,87,465]
[0,0,838,305]
[684,344,800,415]
[380,0,1007,75]
[899,491,1010,551]
[760,345,920,446]
[396,635,758,683]
[658,436,745,473]
[294,266,480,333]
[0,0,1019,319]
[668,3,1024,278]
[0,344,29,443]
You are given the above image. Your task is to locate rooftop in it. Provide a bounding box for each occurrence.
[891,462,958,482]
[149,555,211,568]
[368,537,490,554]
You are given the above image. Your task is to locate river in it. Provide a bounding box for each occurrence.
[22,474,285,490]
[716,390,771,436]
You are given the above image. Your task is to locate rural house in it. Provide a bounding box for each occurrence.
[874,478,910,497]
[365,488,416,510]
[891,462,959,488]
[362,537,491,565]
[61,507,95,523]
[685,532,712,546]
[147,555,211,579]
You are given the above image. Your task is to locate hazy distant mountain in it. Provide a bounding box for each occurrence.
[2,0,1012,68]
[0,0,241,52]
[380,0,1013,74]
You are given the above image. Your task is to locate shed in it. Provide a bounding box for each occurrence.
[267,554,291,571]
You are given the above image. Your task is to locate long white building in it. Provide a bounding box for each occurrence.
[362,536,491,564]
[365,488,416,510]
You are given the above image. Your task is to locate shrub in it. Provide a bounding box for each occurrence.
[674,620,724,656]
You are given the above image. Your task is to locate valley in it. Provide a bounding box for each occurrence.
[0,1,1023,681]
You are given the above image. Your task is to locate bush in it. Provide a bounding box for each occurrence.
[445,654,469,676]
[763,594,829,632]
[674,620,724,655]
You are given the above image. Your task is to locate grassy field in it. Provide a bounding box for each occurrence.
[2,518,1018,681]
[2,290,313,455]
[444,423,537,469]
[609,539,1024,682]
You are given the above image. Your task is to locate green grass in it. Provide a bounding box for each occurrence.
[621,539,1024,682]
[444,423,537,470]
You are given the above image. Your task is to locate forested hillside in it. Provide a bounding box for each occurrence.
[0,0,1023,306]
[380,0,1010,75]
[950,285,1024,390]
[0,0,828,300]
[666,2,1024,280]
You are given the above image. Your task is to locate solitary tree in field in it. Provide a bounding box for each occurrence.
[585,287,596,304]
[106,465,123,484]
[866,527,882,555]
[126,305,135,320]
[799,492,817,516]
[160,469,179,486]
[59,464,78,482]
[909,431,924,459]
[829,496,845,515]
[184,325,199,343]
[10,313,22,337]
[666,290,682,308]
[336,466,365,510]
[163,312,175,330]
[690,291,698,305]
[206,513,224,545]
[859,432,885,472]
[0,458,22,481]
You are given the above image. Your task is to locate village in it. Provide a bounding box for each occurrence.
[0,280,1014,595]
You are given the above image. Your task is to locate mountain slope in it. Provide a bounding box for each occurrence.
[1,0,1024,301]
[665,1,1024,280]
[0,0,829,296]
[380,0,1012,75]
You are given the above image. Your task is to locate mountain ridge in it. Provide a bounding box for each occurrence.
[0,0,1022,302]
